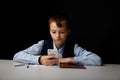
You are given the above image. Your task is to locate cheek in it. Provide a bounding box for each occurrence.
[63,33,69,37]
[61,34,68,39]
[50,34,56,40]
[50,34,54,38]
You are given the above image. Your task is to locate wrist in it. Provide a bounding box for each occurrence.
[69,57,74,63]
[59,57,74,63]
[38,56,42,65]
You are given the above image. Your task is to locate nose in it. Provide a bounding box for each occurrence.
[56,32,60,38]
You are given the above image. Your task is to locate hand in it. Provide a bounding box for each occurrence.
[40,55,58,66]
[59,57,74,63]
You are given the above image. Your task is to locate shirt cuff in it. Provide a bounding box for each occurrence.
[30,55,40,65]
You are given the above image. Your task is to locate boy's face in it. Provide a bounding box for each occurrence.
[49,22,70,48]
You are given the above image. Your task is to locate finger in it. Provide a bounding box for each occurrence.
[48,55,56,59]
[48,54,55,57]
[47,59,58,65]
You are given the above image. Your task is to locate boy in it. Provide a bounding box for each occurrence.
[13,15,102,66]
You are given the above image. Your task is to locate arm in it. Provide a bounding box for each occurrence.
[13,40,44,64]
[59,44,102,66]
[74,44,102,66]
[59,57,74,63]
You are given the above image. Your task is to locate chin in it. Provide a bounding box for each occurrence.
[56,42,62,44]
[55,41,62,45]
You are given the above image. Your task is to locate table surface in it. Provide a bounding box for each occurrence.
[0,59,120,80]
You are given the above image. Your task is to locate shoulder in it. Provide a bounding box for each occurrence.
[33,40,45,47]
[37,39,53,46]
[37,40,44,44]
[74,43,85,50]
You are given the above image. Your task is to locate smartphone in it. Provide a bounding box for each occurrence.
[47,49,58,58]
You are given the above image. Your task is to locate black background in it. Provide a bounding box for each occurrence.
[1,1,119,64]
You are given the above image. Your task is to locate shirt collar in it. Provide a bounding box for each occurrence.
[53,41,65,53]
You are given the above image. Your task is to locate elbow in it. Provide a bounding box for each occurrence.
[86,57,102,66]
[92,58,102,66]
[13,53,20,62]
[97,58,102,66]
[13,54,17,61]
[91,55,102,66]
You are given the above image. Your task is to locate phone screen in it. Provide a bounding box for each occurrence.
[47,49,58,58]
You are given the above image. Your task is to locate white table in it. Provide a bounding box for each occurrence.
[0,60,120,80]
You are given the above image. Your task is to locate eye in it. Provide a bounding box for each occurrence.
[60,31,65,34]
[51,31,56,34]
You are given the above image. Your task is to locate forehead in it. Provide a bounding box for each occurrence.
[50,22,57,27]
[50,22,68,29]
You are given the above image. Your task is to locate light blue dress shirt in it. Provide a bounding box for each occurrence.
[13,40,102,66]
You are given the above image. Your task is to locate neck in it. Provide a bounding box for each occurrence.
[56,44,64,50]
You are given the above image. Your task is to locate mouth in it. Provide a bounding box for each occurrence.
[55,39,62,41]
[54,39,62,42]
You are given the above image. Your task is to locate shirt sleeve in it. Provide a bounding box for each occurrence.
[13,40,44,65]
[74,44,102,66]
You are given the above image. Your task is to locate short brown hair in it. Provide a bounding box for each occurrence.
[49,15,70,29]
